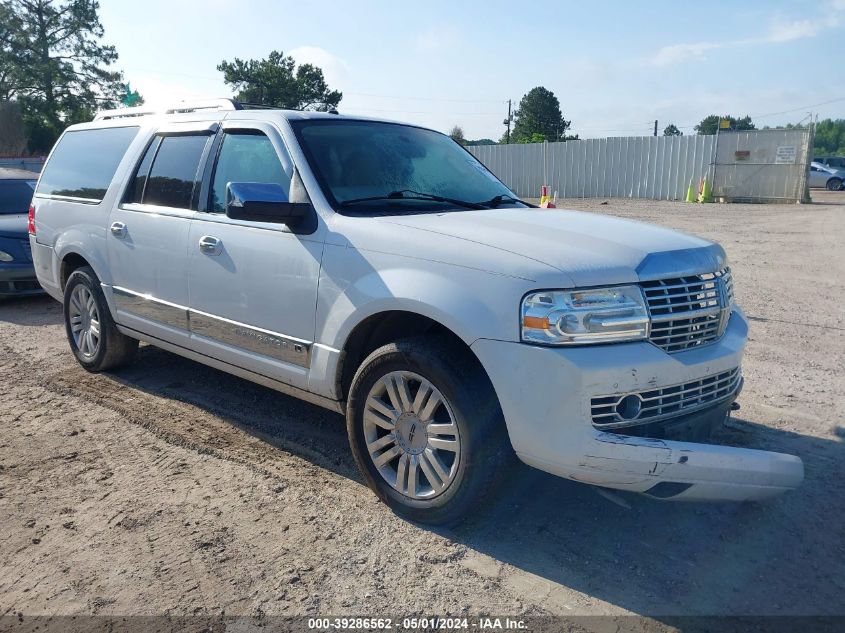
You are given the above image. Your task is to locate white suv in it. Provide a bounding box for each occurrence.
[29,99,803,523]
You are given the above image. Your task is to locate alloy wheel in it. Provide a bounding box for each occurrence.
[363,371,461,499]
[68,285,101,358]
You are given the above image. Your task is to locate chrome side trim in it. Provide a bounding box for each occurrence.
[33,193,101,205]
[115,324,343,414]
[108,285,313,368]
[188,309,311,368]
[111,285,189,330]
[119,202,196,219]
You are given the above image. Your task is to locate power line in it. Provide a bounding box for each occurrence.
[121,66,508,104]
[345,92,507,103]
[747,95,845,120]
[666,95,845,130]
[340,106,503,116]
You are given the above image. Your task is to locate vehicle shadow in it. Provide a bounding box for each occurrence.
[0,294,60,325]
[100,343,845,619]
[8,296,843,618]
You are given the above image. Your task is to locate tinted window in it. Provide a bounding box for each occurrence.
[210,132,290,212]
[143,135,209,209]
[0,180,36,214]
[292,120,514,211]
[37,127,138,202]
[125,137,160,204]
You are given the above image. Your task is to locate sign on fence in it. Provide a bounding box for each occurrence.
[775,146,797,164]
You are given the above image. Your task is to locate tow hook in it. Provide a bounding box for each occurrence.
[730,401,741,411]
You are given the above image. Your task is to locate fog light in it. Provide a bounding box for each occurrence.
[617,394,643,420]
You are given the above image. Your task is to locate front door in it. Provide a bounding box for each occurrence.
[187,121,324,390]
[107,124,215,344]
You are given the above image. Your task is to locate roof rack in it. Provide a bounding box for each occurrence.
[93,98,242,121]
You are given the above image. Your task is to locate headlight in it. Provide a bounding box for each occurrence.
[0,250,13,262]
[521,285,650,345]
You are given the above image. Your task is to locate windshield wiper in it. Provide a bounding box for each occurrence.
[339,190,487,210]
[477,194,533,208]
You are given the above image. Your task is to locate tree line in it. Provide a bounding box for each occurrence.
[0,0,340,155]
[1,1,842,158]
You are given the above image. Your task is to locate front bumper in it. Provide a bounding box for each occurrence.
[471,309,804,501]
[0,264,43,296]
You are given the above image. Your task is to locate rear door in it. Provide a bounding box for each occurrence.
[107,123,215,344]
[186,120,324,390]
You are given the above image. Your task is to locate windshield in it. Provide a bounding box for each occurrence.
[0,180,36,215]
[291,120,517,213]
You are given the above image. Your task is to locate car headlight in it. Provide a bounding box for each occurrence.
[521,285,650,345]
[0,250,14,262]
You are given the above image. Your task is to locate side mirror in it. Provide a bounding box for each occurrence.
[225,182,310,224]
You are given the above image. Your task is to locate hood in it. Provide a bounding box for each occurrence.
[379,208,726,287]
[0,214,28,240]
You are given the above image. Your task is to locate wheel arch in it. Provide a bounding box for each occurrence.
[53,228,111,291]
[336,309,490,403]
[59,251,92,290]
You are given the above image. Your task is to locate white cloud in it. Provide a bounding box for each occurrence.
[650,41,722,66]
[766,15,839,43]
[647,3,844,67]
[287,46,350,89]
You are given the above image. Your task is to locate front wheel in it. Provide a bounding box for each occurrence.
[827,178,843,191]
[346,337,512,525]
[63,266,138,372]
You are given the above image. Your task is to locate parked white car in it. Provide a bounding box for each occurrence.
[29,99,803,524]
[809,161,845,190]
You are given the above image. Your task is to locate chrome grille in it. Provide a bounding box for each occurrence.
[642,268,732,352]
[591,367,742,429]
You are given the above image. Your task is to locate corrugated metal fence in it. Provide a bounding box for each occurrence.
[469,136,716,200]
[469,129,810,202]
[712,129,810,202]
[0,157,45,172]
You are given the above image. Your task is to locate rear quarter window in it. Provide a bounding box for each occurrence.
[36,126,139,202]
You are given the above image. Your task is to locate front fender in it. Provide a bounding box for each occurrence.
[308,244,532,399]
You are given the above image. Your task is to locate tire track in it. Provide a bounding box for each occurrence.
[2,343,358,486]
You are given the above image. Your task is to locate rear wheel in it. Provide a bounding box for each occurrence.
[827,178,843,191]
[63,266,138,372]
[346,337,512,525]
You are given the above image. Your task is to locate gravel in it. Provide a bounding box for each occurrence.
[1,191,843,622]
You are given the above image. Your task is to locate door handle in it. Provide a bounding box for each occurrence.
[110,222,127,238]
[199,235,222,256]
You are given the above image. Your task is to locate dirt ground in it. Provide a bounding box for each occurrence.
[1,191,843,626]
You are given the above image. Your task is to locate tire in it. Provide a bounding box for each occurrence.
[63,266,138,372]
[346,336,513,525]
[827,178,843,191]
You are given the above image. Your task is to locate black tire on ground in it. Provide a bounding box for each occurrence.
[63,265,138,372]
[346,336,514,525]
[827,178,843,191]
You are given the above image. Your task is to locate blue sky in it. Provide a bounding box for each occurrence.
[100,0,842,140]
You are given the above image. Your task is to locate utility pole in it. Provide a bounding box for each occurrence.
[503,99,512,144]
[654,120,658,137]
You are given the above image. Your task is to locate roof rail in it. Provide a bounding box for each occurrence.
[93,98,241,121]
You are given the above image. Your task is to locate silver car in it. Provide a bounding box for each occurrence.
[809,161,845,190]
